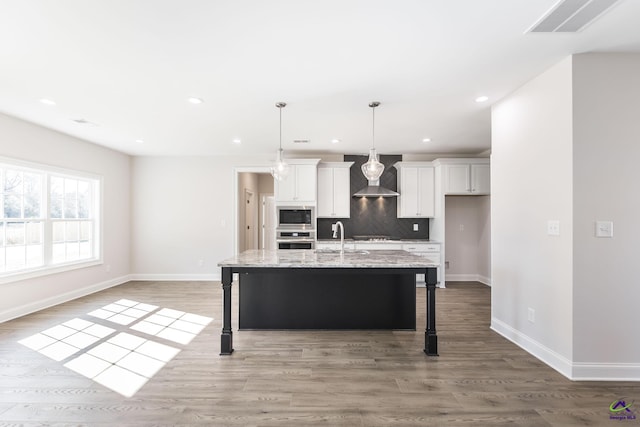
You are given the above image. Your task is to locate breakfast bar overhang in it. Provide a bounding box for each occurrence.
[218,249,439,356]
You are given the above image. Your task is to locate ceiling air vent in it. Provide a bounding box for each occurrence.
[293,139,310,144]
[527,0,620,33]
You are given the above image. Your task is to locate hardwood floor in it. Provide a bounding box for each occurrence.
[1,280,638,426]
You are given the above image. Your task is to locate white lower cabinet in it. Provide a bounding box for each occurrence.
[402,243,441,286]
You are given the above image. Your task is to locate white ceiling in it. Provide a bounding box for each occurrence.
[1,0,639,157]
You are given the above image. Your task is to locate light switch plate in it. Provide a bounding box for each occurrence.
[413,223,419,231]
[595,220,613,238]
[547,220,560,236]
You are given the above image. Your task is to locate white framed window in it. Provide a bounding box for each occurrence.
[0,157,102,283]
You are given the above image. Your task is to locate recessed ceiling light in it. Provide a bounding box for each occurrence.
[331,139,341,144]
[39,98,56,106]
[71,118,98,126]
[188,97,204,104]
[232,138,241,144]
[422,138,432,143]
[475,96,489,103]
[135,139,144,144]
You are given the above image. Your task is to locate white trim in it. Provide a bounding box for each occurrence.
[491,317,573,379]
[572,363,640,381]
[129,273,220,282]
[445,273,492,285]
[492,317,640,381]
[0,259,102,285]
[0,274,130,323]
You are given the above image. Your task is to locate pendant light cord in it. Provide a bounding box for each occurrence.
[372,106,375,150]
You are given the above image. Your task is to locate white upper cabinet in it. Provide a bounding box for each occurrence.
[394,162,435,218]
[275,159,320,204]
[317,162,353,218]
[442,160,490,195]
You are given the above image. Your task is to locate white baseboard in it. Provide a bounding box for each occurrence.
[129,273,220,282]
[571,363,640,381]
[0,275,131,323]
[491,317,573,379]
[445,273,492,286]
[491,317,640,381]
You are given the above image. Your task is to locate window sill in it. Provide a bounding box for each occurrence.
[0,259,103,285]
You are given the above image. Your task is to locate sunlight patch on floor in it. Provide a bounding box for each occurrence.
[18,299,212,397]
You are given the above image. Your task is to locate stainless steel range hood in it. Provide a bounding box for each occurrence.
[353,178,399,197]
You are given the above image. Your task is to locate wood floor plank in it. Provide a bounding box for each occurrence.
[1,280,639,426]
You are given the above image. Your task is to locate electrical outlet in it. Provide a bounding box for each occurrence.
[528,307,535,323]
[459,224,464,232]
[547,220,560,236]
[595,220,613,238]
[331,224,337,232]
[445,261,450,269]
[198,259,204,267]
[105,264,111,273]
[413,223,419,231]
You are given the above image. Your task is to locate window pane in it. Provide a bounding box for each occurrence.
[50,197,62,219]
[78,181,90,218]
[64,195,77,218]
[0,223,4,246]
[4,170,21,193]
[4,195,22,218]
[66,221,79,242]
[26,244,43,267]
[26,222,42,244]
[24,195,41,218]
[66,242,79,260]
[52,242,65,263]
[6,222,25,245]
[24,173,42,195]
[52,222,65,242]
[79,241,91,258]
[80,221,92,241]
[51,177,63,198]
[5,245,25,270]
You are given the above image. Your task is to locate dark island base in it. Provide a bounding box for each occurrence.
[239,269,416,330]
[220,266,438,356]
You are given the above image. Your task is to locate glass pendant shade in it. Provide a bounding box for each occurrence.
[271,148,290,181]
[361,148,384,181]
[270,101,290,181]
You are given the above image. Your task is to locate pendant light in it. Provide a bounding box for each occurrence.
[270,102,290,181]
[361,101,384,182]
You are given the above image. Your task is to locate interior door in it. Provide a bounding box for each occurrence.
[244,189,257,250]
[261,194,276,250]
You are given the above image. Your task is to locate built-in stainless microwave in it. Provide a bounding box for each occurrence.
[277,206,315,229]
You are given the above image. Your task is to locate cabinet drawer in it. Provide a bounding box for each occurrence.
[354,242,402,250]
[402,243,440,252]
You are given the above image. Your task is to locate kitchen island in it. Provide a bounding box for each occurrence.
[218,249,439,356]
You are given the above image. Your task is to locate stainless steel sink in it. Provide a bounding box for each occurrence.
[314,249,370,255]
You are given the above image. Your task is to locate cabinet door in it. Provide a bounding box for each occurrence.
[275,167,297,202]
[332,167,351,217]
[295,164,317,202]
[399,167,419,217]
[316,168,334,217]
[418,167,435,217]
[471,164,490,195]
[445,164,471,194]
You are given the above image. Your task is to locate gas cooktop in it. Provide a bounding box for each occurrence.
[352,235,399,241]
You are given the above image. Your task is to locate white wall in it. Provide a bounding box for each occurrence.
[130,155,271,280]
[491,57,575,376]
[571,53,640,373]
[492,53,640,380]
[0,113,131,322]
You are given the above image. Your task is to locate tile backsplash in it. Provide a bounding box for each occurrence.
[317,155,429,240]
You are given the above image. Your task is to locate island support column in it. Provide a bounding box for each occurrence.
[424,266,438,356]
[220,267,234,355]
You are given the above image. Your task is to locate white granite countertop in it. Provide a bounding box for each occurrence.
[218,249,439,269]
